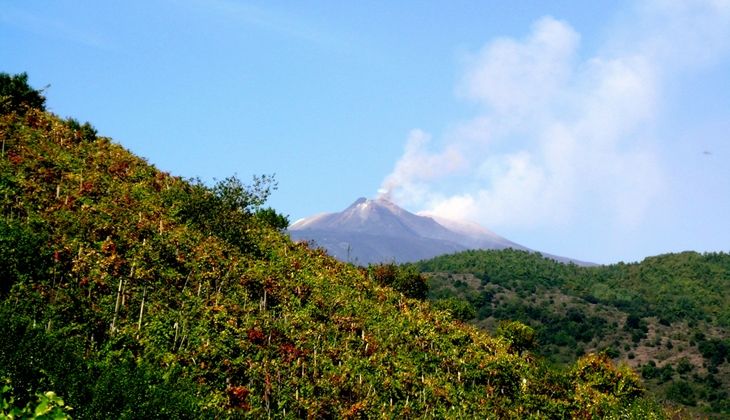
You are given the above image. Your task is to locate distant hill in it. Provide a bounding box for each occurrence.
[414,249,730,415]
[0,73,662,417]
[289,197,590,265]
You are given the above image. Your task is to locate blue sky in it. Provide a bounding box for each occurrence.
[2,0,729,264]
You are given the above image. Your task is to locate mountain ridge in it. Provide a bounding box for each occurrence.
[290,196,591,266]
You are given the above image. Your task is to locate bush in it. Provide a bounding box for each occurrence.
[66,117,98,142]
[698,338,728,366]
[570,354,644,418]
[641,362,657,379]
[1,379,72,419]
[602,347,620,359]
[658,364,674,383]
[173,175,279,254]
[665,381,696,406]
[497,320,537,355]
[0,219,51,296]
[676,357,693,374]
[432,297,476,321]
[369,264,428,300]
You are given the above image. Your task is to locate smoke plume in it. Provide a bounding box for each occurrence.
[380,1,730,231]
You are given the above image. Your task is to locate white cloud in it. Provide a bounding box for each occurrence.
[458,16,579,115]
[381,1,729,231]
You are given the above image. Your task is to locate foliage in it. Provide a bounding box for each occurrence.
[1,379,71,419]
[254,207,289,231]
[0,72,46,115]
[64,119,97,142]
[173,175,279,254]
[368,263,428,299]
[0,86,664,417]
[571,354,644,417]
[497,320,536,355]
[431,297,476,322]
[0,219,50,296]
[416,248,730,414]
[665,381,697,406]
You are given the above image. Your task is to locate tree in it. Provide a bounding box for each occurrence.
[432,297,476,321]
[0,72,46,115]
[369,263,428,300]
[174,174,281,253]
[665,381,696,406]
[497,320,537,355]
[254,207,289,231]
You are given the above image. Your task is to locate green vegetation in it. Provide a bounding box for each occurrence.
[367,263,428,300]
[0,72,46,116]
[415,248,730,414]
[2,379,72,419]
[0,72,667,417]
[496,321,537,356]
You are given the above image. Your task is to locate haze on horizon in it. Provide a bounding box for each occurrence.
[2,0,729,264]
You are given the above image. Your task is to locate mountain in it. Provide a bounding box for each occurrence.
[289,197,588,265]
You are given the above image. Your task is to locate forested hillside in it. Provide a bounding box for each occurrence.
[0,73,667,418]
[416,249,730,414]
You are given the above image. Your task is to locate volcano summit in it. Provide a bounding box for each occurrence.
[288,197,587,265]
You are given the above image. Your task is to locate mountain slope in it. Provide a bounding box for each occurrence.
[0,77,662,417]
[290,197,591,266]
[289,197,527,264]
[415,248,730,414]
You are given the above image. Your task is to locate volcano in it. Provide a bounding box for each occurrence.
[288,197,587,265]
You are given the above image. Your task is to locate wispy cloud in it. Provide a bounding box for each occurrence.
[381,0,730,230]
[189,0,340,49]
[0,6,109,49]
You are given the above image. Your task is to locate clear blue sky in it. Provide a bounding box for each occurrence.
[3,1,729,264]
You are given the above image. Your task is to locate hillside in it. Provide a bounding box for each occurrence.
[414,249,730,414]
[0,73,663,418]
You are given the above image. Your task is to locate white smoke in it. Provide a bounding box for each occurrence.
[380,1,730,230]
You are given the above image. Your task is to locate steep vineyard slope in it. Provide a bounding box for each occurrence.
[0,75,661,418]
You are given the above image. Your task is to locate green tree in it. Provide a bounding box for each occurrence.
[432,297,476,321]
[254,207,289,231]
[665,381,696,406]
[369,263,428,299]
[0,72,46,115]
[497,320,537,355]
[676,357,693,374]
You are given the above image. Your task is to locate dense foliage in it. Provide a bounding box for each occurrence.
[0,72,46,115]
[416,249,730,414]
[2,379,72,419]
[0,74,665,417]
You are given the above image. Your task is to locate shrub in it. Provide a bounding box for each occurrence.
[676,357,693,374]
[665,381,696,406]
[369,263,428,300]
[1,379,72,419]
[497,320,537,355]
[432,297,476,321]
